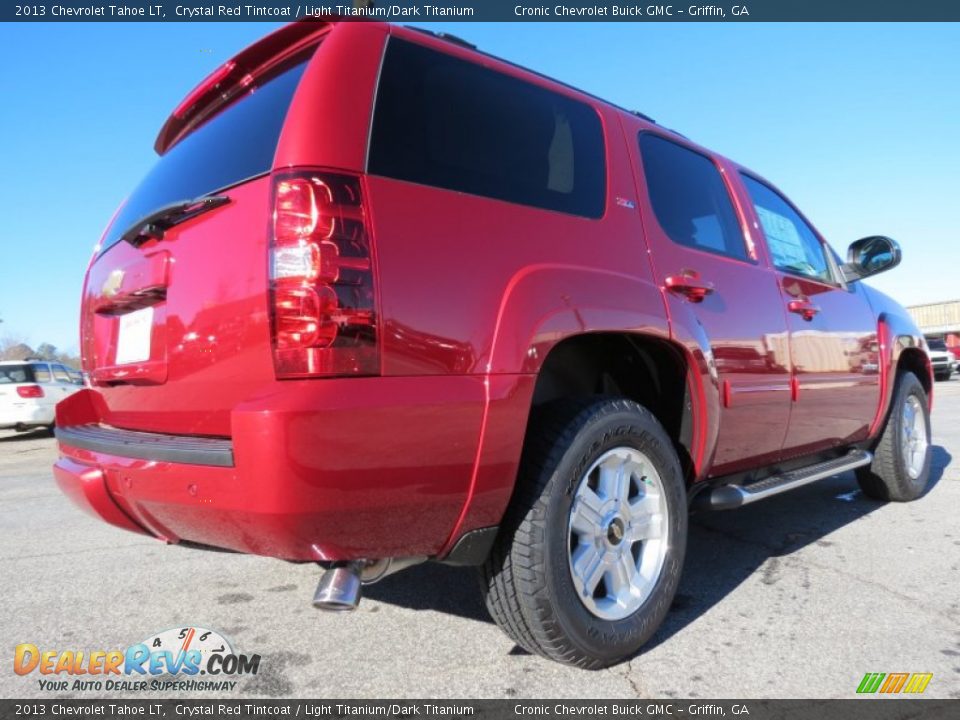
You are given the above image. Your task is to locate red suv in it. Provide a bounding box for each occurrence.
[55,20,933,668]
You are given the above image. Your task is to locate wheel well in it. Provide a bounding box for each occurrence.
[898,347,932,396]
[530,333,694,475]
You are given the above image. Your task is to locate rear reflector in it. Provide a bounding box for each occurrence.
[17,385,44,399]
[269,171,378,378]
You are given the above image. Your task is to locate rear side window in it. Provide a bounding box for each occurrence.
[99,59,309,257]
[638,134,748,261]
[369,39,606,218]
[0,365,35,383]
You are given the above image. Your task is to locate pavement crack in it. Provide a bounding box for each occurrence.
[617,658,647,697]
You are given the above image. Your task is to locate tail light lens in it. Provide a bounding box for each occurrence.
[17,385,44,399]
[269,171,378,378]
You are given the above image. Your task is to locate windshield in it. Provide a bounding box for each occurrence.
[927,339,947,351]
[98,60,308,258]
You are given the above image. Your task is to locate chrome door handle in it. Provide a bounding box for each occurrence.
[665,272,715,303]
[787,300,821,321]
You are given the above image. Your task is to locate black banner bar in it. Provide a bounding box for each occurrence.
[1,700,957,720]
[5,0,960,22]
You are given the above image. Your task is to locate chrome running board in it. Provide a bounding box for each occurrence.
[694,449,873,511]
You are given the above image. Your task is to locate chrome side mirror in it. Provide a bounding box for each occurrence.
[841,236,902,282]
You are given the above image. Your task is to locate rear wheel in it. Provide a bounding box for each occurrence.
[480,398,687,668]
[856,371,931,502]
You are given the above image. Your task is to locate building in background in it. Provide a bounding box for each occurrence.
[907,300,960,353]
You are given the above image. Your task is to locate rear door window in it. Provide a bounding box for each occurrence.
[52,365,72,383]
[98,59,309,257]
[638,134,748,261]
[369,38,606,218]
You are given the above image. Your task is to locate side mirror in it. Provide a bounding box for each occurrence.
[840,236,902,282]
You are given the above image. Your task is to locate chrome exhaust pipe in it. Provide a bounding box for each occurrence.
[312,561,364,611]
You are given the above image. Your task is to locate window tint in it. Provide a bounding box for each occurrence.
[52,365,71,383]
[34,365,51,383]
[0,365,33,384]
[741,175,832,283]
[369,39,606,218]
[638,134,747,261]
[99,59,309,257]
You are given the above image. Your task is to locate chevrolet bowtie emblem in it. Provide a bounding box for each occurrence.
[102,269,124,298]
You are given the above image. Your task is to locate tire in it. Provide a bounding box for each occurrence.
[934,372,950,382]
[480,398,687,668]
[856,371,931,502]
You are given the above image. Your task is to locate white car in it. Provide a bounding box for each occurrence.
[926,338,954,381]
[0,360,84,432]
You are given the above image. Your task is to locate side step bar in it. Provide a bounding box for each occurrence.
[694,450,873,511]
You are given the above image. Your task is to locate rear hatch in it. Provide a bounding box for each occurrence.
[81,23,329,437]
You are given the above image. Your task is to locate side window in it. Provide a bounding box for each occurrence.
[34,365,51,383]
[52,365,71,383]
[638,134,748,261]
[740,175,833,283]
[369,38,606,218]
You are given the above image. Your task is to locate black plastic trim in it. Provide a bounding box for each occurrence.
[56,424,234,468]
[441,526,499,566]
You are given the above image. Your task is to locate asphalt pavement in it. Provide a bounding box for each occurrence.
[1,380,959,699]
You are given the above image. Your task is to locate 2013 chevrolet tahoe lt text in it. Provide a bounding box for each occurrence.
[53,20,934,668]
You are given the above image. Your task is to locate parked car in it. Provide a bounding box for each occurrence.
[1,360,84,432]
[53,20,933,668]
[926,337,954,381]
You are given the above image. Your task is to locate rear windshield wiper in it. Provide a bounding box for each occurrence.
[118,195,230,248]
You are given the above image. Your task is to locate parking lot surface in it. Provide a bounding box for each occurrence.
[2,380,959,699]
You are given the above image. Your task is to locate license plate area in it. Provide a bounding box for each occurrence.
[90,305,168,386]
[115,307,154,365]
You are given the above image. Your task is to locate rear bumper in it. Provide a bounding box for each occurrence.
[53,377,508,562]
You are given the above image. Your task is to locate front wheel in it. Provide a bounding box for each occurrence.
[856,371,931,502]
[480,398,687,668]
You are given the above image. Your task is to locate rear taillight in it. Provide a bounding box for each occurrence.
[269,171,378,378]
[17,385,44,399]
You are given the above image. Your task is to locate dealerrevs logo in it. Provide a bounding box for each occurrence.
[14,627,260,693]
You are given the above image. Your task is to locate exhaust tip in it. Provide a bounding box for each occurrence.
[312,562,363,611]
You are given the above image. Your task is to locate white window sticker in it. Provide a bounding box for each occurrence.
[756,206,807,268]
[115,307,154,365]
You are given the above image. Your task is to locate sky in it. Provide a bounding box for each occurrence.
[0,21,958,353]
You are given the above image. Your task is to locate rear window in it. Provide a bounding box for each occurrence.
[369,38,606,218]
[0,365,35,384]
[99,60,308,257]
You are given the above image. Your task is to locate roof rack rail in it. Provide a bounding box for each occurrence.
[406,26,477,50]
[631,110,656,123]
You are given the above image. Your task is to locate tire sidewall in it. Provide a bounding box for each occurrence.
[540,404,687,661]
[890,375,932,493]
